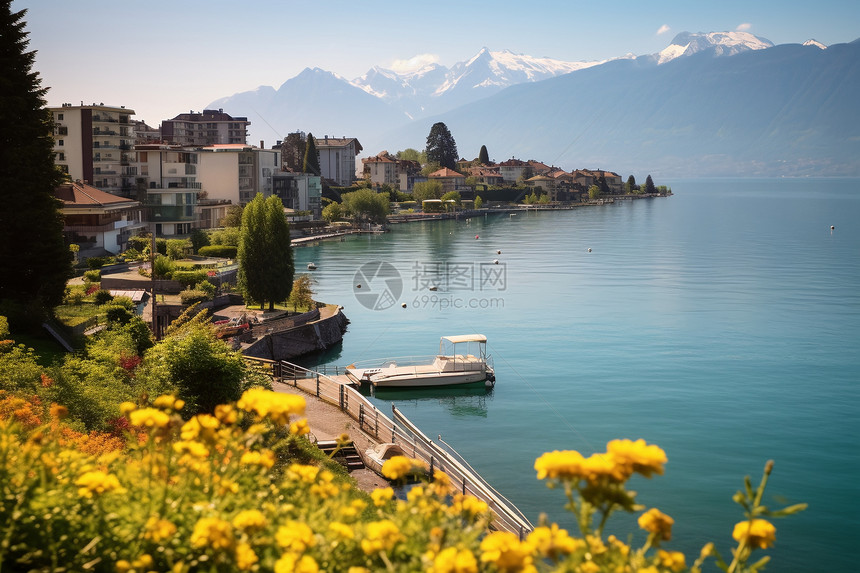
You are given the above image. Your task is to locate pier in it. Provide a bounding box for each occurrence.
[247,357,534,538]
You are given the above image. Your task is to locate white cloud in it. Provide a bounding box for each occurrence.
[736,22,752,31]
[389,54,440,73]
[656,24,671,35]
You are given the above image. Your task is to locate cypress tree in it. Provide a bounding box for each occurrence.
[0,3,72,315]
[644,174,656,194]
[478,145,489,165]
[303,133,321,176]
[237,194,293,311]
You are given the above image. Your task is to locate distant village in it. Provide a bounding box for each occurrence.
[51,103,668,260]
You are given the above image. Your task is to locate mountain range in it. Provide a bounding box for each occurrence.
[208,32,860,177]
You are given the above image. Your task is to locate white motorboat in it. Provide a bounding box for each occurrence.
[345,335,495,388]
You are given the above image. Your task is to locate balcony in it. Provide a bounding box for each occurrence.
[149,206,196,222]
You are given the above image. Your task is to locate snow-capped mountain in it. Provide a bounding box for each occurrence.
[802,39,827,50]
[350,47,602,118]
[656,31,773,64]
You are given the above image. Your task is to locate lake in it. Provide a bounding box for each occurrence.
[295,178,859,571]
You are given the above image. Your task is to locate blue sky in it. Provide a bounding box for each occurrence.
[15,0,860,128]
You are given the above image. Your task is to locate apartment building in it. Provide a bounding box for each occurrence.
[50,103,137,197]
[160,109,249,146]
[197,144,279,205]
[55,180,145,254]
[136,145,201,236]
[315,136,362,187]
[272,171,323,219]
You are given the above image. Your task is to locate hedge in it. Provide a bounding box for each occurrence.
[198,245,237,258]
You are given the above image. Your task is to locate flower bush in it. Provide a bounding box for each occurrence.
[0,388,804,572]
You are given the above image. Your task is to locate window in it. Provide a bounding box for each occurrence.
[58,139,64,146]
[57,113,64,121]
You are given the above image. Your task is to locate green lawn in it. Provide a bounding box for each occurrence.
[10,331,68,366]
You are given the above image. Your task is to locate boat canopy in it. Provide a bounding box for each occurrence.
[442,334,487,344]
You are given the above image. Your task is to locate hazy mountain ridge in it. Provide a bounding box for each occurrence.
[207,33,860,177]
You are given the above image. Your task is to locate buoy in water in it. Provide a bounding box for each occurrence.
[497,250,502,254]
[493,259,499,264]
[475,235,479,239]
[401,303,407,308]
[587,248,592,253]
[831,225,835,230]
[356,284,361,289]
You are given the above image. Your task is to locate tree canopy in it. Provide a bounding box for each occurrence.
[0,4,72,317]
[644,174,656,194]
[281,131,306,171]
[238,194,294,310]
[425,122,458,170]
[303,133,321,176]
[341,188,389,225]
[396,148,426,163]
[411,180,443,203]
[478,145,490,165]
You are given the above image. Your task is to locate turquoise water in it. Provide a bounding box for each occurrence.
[296,179,859,571]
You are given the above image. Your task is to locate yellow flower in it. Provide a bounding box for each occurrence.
[581,453,625,483]
[534,450,586,481]
[451,494,489,518]
[658,549,687,572]
[240,449,275,469]
[76,470,121,498]
[173,440,210,458]
[361,520,404,555]
[371,487,394,507]
[237,388,306,425]
[144,516,177,542]
[578,562,600,573]
[234,542,259,571]
[129,407,170,429]
[181,414,219,442]
[607,534,630,557]
[215,404,238,424]
[381,455,418,480]
[328,521,355,540]
[286,463,320,483]
[290,418,310,436]
[232,509,267,534]
[638,508,674,541]
[119,402,137,416]
[527,524,581,560]
[276,521,316,552]
[347,569,369,573]
[606,439,667,478]
[115,559,131,572]
[732,519,776,549]
[480,531,536,573]
[275,554,319,573]
[191,517,234,550]
[153,394,184,410]
[432,547,478,573]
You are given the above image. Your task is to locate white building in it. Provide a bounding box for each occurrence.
[136,145,201,236]
[49,103,137,197]
[315,136,362,187]
[197,144,279,205]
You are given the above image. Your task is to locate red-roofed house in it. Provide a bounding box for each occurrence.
[428,167,466,193]
[55,180,146,254]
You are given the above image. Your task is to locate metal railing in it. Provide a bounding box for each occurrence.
[247,357,533,538]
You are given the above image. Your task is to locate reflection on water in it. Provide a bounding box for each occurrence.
[361,384,494,418]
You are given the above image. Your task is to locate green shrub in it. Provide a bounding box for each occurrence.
[105,304,134,325]
[127,235,151,252]
[111,296,136,312]
[207,227,240,246]
[93,289,114,305]
[86,256,106,269]
[172,269,208,288]
[195,280,216,298]
[152,255,175,279]
[198,245,237,258]
[83,270,101,283]
[180,288,209,306]
[166,238,190,260]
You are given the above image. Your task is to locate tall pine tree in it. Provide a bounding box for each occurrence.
[303,133,321,176]
[425,122,458,170]
[0,3,72,316]
[478,145,489,165]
